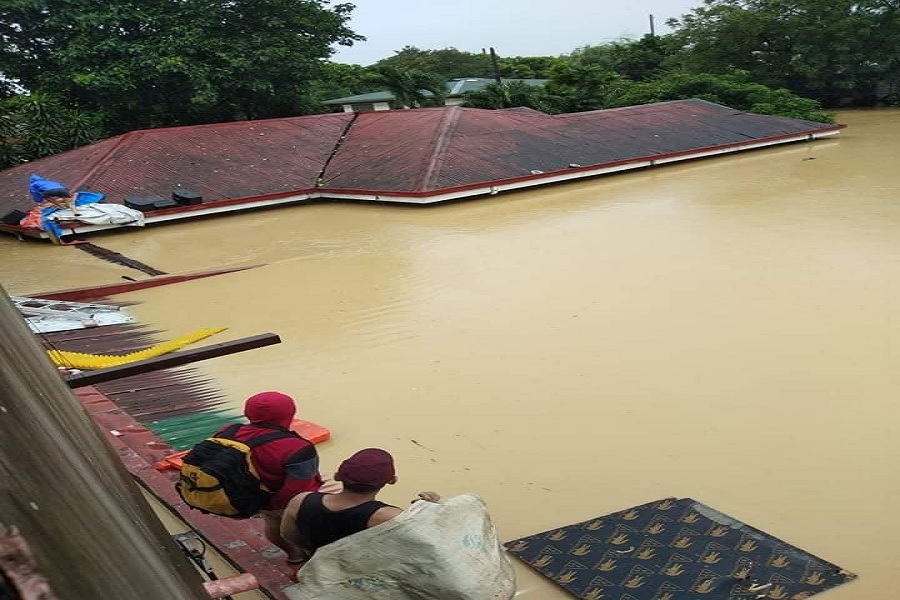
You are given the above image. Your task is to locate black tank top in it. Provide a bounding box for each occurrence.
[295,492,393,551]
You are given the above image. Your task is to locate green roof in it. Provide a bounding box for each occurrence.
[323,77,549,105]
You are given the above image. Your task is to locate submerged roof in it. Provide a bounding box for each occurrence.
[0,99,841,229]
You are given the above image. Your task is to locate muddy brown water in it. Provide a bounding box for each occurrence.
[2,110,898,598]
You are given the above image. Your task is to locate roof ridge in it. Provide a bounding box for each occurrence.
[71,131,137,191]
[419,107,463,192]
[317,113,359,186]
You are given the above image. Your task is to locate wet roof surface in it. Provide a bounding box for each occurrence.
[0,100,840,218]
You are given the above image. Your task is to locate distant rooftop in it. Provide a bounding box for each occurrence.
[323,77,550,105]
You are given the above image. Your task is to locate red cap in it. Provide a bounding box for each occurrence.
[243,391,296,427]
[337,448,395,489]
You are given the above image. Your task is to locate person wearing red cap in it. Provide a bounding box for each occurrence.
[217,391,322,562]
[280,448,439,558]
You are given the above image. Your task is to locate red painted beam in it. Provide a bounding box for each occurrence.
[29,265,263,301]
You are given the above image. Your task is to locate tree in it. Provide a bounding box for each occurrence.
[374,47,492,79]
[307,62,380,108]
[566,36,682,82]
[496,56,565,79]
[605,71,834,122]
[543,64,626,113]
[668,0,900,106]
[371,66,446,108]
[0,93,105,168]
[461,81,550,111]
[0,0,364,132]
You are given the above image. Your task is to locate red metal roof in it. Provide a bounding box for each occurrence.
[0,112,353,210]
[0,100,842,224]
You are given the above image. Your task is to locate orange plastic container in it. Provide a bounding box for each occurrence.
[153,419,331,471]
[289,419,331,445]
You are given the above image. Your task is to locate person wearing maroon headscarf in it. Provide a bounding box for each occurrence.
[220,391,322,562]
[280,448,439,559]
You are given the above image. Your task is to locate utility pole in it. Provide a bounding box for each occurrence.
[0,285,208,599]
[489,47,502,84]
[649,14,656,37]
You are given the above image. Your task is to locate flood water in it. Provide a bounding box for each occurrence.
[2,109,898,598]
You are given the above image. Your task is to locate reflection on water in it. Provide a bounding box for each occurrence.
[3,110,899,598]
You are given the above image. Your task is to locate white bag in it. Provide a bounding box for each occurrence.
[49,204,145,227]
[283,493,516,600]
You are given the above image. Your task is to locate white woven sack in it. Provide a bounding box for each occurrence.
[283,493,516,600]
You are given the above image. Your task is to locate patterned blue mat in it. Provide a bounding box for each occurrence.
[505,497,855,600]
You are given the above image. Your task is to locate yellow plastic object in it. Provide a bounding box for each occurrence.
[47,327,226,370]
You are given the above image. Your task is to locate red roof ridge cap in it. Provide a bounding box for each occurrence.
[420,106,464,192]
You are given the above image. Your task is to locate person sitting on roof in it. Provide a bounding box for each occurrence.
[280,448,439,561]
[29,173,75,210]
[226,391,324,564]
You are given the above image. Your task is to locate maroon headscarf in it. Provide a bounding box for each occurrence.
[337,448,396,488]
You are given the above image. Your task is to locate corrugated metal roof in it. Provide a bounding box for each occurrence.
[0,112,352,211]
[0,99,841,224]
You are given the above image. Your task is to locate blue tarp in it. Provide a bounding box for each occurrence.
[39,190,106,237]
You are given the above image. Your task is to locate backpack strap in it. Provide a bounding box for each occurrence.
[247,422,311,444]
[217,423,243,439]
[215,422,303,448]
[249,423,292,433]
[245,429,297,448]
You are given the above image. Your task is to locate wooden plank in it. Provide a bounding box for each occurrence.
[30,265,263,301]
[66,333,281,388]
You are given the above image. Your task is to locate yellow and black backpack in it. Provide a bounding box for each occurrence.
[175,424,294,518]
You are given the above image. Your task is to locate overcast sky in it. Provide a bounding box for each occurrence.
[330,0,704,66]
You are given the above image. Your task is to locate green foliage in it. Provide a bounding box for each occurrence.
[543,64,626,113]
[307,62,380,107]
[374,46,493,79]
[371,66,446,108]
[372,47,563,80]
[605,72,835,122]
[496,56,564,79]
[0,0,363,132]
[667,0,900,106]
[461,81,550,111]
[0,93,105,168]
[566,35,683,82]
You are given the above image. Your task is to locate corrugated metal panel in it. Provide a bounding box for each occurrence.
[0,100,840,225]
[0,113,353,218]
[80,113,353,204]
[324,109,456,192]
[0,136,125,208]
